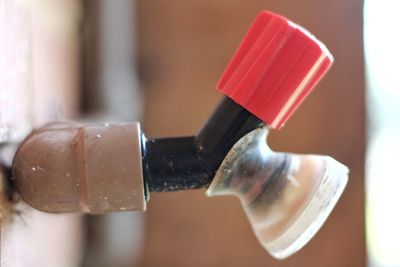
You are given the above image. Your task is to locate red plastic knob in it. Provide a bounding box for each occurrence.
[217,11,333,130]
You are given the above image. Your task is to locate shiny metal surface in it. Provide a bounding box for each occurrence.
[207,127,348,259]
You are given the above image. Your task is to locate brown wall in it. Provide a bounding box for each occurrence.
[137,1,365,266]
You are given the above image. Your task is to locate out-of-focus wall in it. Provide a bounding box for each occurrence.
[136,1,365,266]
[81,1,145,267]
[0,1,83,266]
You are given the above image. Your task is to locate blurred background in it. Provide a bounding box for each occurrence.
[0,0,395,266]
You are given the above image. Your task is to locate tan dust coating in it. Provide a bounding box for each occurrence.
[12,122,146,213]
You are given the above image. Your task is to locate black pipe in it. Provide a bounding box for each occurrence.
[143,97,264,192]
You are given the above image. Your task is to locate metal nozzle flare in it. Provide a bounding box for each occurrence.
[206,127,348,259]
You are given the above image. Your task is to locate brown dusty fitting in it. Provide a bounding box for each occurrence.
[12,122,146,214]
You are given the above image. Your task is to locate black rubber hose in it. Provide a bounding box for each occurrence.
[143,97,264,192]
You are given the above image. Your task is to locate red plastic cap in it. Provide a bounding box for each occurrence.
[217,11,333,130]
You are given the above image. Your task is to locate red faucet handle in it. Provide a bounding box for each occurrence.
[217,11,333,130]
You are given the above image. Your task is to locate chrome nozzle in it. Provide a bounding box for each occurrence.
[207,127,348,259]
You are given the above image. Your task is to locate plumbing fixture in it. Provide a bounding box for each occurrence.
[12,11,348,259]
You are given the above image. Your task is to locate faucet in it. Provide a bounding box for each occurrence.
[12,10,348,259]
